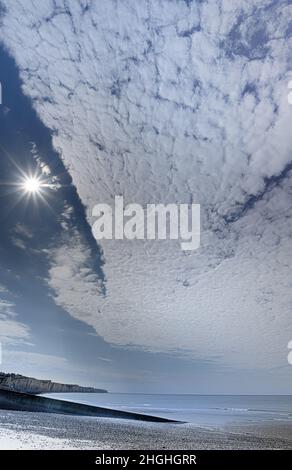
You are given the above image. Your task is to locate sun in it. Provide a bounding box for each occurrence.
[23,177,42,194]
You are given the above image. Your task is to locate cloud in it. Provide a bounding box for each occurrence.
[2,350,68,370]
[13,223,33,239]
[0,286,30,346]
[10,224,35,250]
[48,230,104,331]
[1,0,292,373]
[97,356,113,363]
[0,350,78,384]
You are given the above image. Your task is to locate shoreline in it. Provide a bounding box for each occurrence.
[0,388,177,423]
[0,409,291,450]
[1,390,291,449]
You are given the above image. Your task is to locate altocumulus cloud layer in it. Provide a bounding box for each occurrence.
[1,0,292,373]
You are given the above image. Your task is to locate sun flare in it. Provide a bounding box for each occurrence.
[23,177,42,193]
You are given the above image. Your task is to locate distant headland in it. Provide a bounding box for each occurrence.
[0,372,107,394]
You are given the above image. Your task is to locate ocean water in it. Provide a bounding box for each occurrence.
[42,393,292,426]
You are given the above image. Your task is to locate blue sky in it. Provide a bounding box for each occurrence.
[0,0,292,394]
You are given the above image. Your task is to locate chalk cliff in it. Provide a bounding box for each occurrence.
[0,372,107,394]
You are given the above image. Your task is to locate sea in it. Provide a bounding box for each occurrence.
[42,393,292,426]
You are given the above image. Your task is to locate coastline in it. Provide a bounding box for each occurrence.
[1,390,291,450]
[0,409,291,450]
[0,388,176,423]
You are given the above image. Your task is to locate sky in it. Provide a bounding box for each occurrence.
[0,0,292,394]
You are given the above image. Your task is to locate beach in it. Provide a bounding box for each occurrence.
[1,392,292,450]
[0,409,292,450]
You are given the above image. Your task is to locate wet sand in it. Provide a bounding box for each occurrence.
[0,409,291,449]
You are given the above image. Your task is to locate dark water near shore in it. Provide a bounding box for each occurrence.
[42,393,292,426]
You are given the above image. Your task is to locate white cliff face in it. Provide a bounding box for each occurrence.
[0,373,107,394]
[0,0,291,373]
